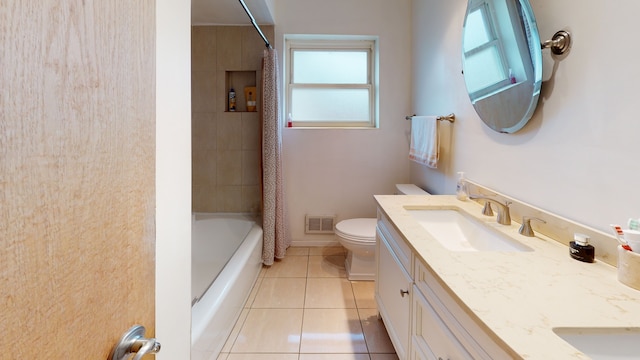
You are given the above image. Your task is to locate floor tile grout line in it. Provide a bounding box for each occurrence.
[245,276,263,309]
[350,279,372,355]
[298,252,310,354]
[225,303,251,354]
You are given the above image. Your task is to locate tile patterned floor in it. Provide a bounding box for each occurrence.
[217,246,399,360]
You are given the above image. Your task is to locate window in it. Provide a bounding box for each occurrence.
[463,0,510,98]
[285,36,377,128]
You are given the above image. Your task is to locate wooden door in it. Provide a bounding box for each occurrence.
[0,1,156,358]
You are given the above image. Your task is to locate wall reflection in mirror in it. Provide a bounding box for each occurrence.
[462,0,542,133]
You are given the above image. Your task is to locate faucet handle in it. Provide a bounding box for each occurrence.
[481,201,494,216]
[499,201,512,225]
[519,216,546,237]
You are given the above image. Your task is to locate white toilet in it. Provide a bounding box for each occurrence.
[335,184,430,280]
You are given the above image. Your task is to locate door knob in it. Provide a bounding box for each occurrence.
[400,289,409,297]
[110,325,161,360]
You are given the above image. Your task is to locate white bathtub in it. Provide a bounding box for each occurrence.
[191,213,263,360]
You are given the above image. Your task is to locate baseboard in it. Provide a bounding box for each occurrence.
[290,239,341,247]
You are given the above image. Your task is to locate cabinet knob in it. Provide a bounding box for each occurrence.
[400,289,409,297]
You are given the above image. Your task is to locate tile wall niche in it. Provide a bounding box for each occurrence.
[191,25,274,213]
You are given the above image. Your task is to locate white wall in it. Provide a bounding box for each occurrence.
[274,0,413,245]
[156,0,192,358]
[411,0,640,234]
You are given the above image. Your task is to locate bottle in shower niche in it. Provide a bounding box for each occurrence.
[228,88,236,112]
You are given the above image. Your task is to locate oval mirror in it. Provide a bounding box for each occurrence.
[462,0,542,133]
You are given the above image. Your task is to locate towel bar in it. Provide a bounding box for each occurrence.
[405,113,455,123]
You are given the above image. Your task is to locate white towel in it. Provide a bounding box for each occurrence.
[409,116,439,168]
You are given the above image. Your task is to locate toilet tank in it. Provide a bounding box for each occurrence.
[395,184,430,195]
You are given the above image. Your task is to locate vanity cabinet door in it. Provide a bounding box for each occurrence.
[413,285,474,360]
[376,227,412,360]
[414,260,514,360]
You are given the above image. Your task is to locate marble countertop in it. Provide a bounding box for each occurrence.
[374,194,640,359]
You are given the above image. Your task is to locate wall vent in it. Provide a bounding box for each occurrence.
[305,215,336,234]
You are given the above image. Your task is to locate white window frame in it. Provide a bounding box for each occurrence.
[284,36,378,128]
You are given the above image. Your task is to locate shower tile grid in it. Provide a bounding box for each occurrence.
[217,246,399,360]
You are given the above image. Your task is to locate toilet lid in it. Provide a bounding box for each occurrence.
[335,218,377,241]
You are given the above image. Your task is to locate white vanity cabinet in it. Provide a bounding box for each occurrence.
[376,211,513,360]
[376,221,412,360]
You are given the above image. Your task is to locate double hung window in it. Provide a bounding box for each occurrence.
[285,36,377,128]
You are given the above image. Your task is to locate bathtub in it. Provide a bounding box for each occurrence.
[191,213,263,360]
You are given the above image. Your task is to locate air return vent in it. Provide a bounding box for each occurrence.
[305,215,336,234]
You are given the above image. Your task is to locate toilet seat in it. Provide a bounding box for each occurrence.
[335,218,377,243]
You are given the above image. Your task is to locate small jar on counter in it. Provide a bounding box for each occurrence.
[570,233,595,263]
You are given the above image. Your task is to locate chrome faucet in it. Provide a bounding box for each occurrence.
[469,195,512,225]
[519,216,546,237]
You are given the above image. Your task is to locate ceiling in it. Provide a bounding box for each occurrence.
[191,0,274,25]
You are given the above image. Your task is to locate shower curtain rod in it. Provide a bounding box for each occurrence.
[238,0,272,49]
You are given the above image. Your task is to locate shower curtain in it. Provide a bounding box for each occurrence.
[261,48,289,265]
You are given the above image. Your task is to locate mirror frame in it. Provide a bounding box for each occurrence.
[462,0,542,133]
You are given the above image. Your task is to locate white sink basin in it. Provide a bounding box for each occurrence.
[406,209,532,252]
[553,327,640,359]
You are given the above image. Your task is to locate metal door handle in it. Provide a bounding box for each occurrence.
[110,325,161,360]
[131,337,160,360]
[400,289,409,297]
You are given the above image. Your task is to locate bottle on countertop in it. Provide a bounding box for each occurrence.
[570,233,595,263]
[456,171,468,201]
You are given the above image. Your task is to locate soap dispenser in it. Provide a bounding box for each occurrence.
[569,233,595,263]
[456,172,468,201]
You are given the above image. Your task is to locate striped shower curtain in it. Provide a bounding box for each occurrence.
[261,48,289,265]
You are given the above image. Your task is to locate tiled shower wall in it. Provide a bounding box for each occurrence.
[191,25,274,213]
